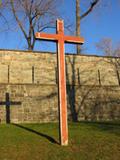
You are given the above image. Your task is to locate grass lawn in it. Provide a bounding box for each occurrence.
[0,122,120,160]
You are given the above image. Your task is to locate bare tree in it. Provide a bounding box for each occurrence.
[76,0,100,54]
[96,38,120,86]
[9,0,60,50]
[96,38,120,57]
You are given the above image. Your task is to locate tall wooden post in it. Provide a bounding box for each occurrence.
[35,19,84,146]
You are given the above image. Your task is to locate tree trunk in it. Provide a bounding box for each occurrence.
[27,37,34,51]
[28,45,33,51]
[76,0,81,54]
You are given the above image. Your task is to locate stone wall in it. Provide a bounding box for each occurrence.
[0,50,120,123]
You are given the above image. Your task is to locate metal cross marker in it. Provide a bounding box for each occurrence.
[35,19,84,146]
[0,93,21,123]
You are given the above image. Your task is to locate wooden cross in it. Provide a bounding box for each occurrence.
[35,19,84,146]
[0,93,21,123]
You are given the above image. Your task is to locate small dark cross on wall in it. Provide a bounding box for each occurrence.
[0,93,21,123]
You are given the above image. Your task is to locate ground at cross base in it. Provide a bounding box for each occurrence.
[0,122,120,160]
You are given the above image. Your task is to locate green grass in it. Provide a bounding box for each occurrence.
[0,122,120,160]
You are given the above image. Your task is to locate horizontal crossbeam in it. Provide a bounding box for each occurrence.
[0,102,21,106]
[35,32,84,44]
[35,33,58,41]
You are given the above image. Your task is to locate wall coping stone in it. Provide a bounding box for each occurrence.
[0,48,119,59]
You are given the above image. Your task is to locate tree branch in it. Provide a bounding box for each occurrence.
[80,0,100,20]
[10,0,28,41]
[38,26,55,32]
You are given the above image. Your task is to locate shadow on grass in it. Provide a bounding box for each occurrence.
[12,123,59,145]
[79,121,120,136]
